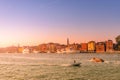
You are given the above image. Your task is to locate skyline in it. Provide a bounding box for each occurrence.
[0,0,120,47]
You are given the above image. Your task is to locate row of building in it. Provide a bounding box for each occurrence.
[0,39,116,53]
[80,40,113,53]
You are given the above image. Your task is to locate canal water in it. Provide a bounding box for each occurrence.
[0,53,120,80]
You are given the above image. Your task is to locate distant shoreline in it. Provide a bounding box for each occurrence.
[0,51,120,54]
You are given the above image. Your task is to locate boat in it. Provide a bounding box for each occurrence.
[22,48,30,54]
[70,63,81,67]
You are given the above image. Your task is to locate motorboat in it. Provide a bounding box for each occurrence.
[70,62,81,67]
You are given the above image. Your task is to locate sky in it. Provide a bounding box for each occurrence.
[0,0,120,47]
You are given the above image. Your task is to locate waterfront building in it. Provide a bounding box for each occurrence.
[6,46,18,53]
[63,43,80,53]
[72,43,80,50]
[22,48,30,54]
[106,40,113,52]
[38,44,48,53]
[31,46,39,53]
[88,41,96,52]
[18,47,23,53]
[65,46,73,53]
[47,43,57,53]
[56,44,63,53]
[28,46,39,53]
[57,45,66,53]
[0,48,6,53]
[96,42,105,53]
[80,43,88,53]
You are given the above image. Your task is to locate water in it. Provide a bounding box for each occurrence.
[0,53,120,80]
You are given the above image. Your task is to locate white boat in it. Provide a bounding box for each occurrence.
[22,48,30,54]
[33,50,39,53]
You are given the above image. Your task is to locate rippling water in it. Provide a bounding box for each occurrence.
[0,53,120,80]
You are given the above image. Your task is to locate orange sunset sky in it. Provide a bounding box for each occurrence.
[0,0,120,47]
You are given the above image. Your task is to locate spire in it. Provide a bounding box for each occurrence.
[67,38,69,46]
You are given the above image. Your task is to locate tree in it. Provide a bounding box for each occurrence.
[115,35,120,50]
[116,35,120,45]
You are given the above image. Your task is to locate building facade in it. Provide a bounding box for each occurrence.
[88,41,96,52]
[80,43,88,53]
[96,42,105,53]
[38,44,48,53]
[47,43,57,53]
[106,40,113,52]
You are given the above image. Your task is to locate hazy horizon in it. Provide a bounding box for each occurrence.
[0,0,120,47]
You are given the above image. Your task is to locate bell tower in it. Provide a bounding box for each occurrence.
[67,38,69,46]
